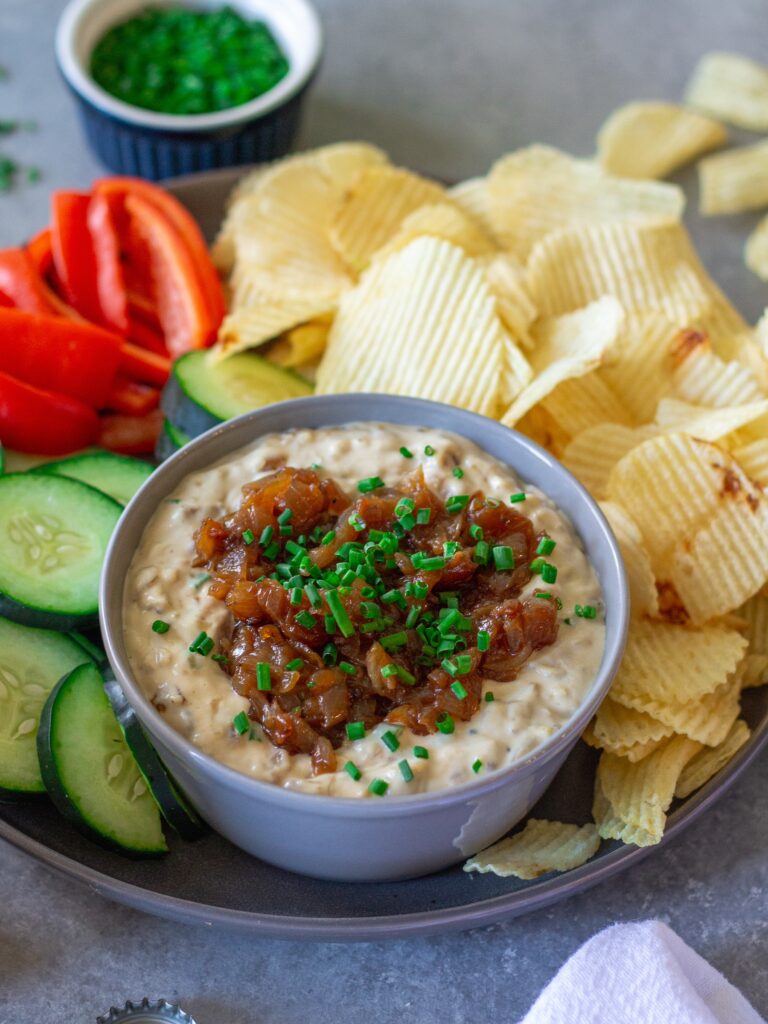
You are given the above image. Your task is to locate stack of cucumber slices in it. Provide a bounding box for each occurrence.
[0,444,204,855]
[157,350,312,461]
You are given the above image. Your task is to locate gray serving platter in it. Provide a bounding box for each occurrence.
[1,168,767,940]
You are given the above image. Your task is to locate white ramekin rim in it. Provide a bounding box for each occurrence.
[55,0,323,132]
[100,394,630,819]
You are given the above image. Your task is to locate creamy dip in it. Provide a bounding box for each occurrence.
[124,423,605,796]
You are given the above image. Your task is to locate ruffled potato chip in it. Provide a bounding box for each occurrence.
[480,253,538,350]
[267,319,332,369]
[608,618,747,707]
[316,237,519,417]
[734,439,768,485]
[737,593,768,657]
[463,819,600,879]
[616,672,742,747]
[212,293,335,361]
[653,397,768,440]
[593,735,702,846]
[671,335,766,407]
[599,502,659,617]
[372,201,496,263]
[674,720,750,799]
[499,296,624,426]
[745,214,768,282]
[608,433,768,623]
[486,145,684,260]
[591,696,673,751]
[561,424,659,500]
[330,166,446,273]
[448,177,501,244]
[699,141,768,215]
[742,654,768,688]
[598,312,678,422]
[686,52,768,132]
[597,101,726,179]
[542,371,632,441]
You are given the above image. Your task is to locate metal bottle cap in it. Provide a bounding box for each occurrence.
[96,999,197,1024]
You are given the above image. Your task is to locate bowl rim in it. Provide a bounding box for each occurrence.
[100,394,629,817]
[55,0,323,132]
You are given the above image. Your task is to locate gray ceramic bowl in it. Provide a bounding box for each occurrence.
[100,395,628,882]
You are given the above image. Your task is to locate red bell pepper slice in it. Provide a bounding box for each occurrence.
[99,409,163,456]
[120,342,171,387]
[123,193,213,357]
[107,376,160,417]
[0,308,122,408]
[127,315,168,356]
[0,371,99,454]
[87,192,129,333]
[25,229,84,320]
[0,248,59,315]
[95,176,225,335]
[127,289,162,331]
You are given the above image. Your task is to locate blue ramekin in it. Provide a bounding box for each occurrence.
[55,0,323,179]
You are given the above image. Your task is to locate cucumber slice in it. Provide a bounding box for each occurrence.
[104,676,206,840]
[155,418,191,463]
[37,663,167,856]
[161,350,312,437]
[68,630,108,669]
[0,617,95,799]
[0,474,122,630]
[33,451,154,505]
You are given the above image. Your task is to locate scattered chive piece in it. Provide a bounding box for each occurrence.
[541,562,558,584]
[473,540,490,566]
[189,630,207,651]
[289,587,303,606]
[399,759,414,782]
[509,492,526,503]
[358,475,385,493]
[405,606,421,629]
[296,610,316,629]
[322,642,338,666]
[152,619,170,634]
[368,778,389,796]
[277,508,293,525]
[344,760,362,781]
[472,758,483,774]
[346,721,365,741]
[348,512,365,532]
[413,745,429,759]
[418,555,446,571]
[453,467,464,479]
[470,523,484,540]
[259,524,274,546]
[286,658,303,671]
[305,583,321,607]
[416,507,431,525]
[451,680,468,700]
[564,617,572,625]
[477,629,490,652]
[279,524,293,536]
[535,591,552,600]
[492,545,515,571]
[381,631,408,649]
[324,614,337,634]
[242,529,255,545]
[484,691,495,702]
[326,589,355,637]
[400,446,413,458]
[339,661,356,675]
[192,572,211,590]
[381,729,400,752]
[263,541,280,560]
[320,530,336,545]
[441,658,458,676]
[212,653,228,664]
[436,713,455,735]
[198,636,214,656]
[256,663,272,691]
[233,711,249,735]
[310,462,322,471]
[530,557,545,574]
[575,604,597,619]
[424,445,435,456]
[446,494,469,514]
[537,536,556,556]
[455,654,472,674]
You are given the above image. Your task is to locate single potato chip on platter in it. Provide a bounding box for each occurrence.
[211,293,335,361]
[733,439,768,486]
[596,101,727,180]
[616,672,743,748]
[686,52,768,132]
[463,819,601,879]
[486,145,684,260]
[479,253,538,350]
[591,696,674,751]
[561,423,660,499]
[652,397,768,441]
[699,140,768,215]
[598,311,679,422]
[674,720,751,799]
[371,201,497,263]
[448,177,502,244]
[598,502,659,617]
[671,334,766,407]
[266,318,332,369]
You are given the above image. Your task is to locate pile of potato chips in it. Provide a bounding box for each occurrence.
[210,51,768,881]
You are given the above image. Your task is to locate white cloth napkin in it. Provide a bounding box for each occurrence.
[520,920,765,1024]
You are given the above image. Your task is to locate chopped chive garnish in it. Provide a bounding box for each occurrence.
[564,617,572,625]
[381,729,400,752]
[212,653,228,664]
[484,691,495,702]
[510,492,526,503]
[279,524,292,536]
[263,541,280,560]
[472,758,483,773]
[436,713,455,735]
[189,630,207,651]
[395,497,416,517]
[537,536,556,556]
[451,680,468,700]
[541,563,558,584]
[259,524,274,546]
[455,654,472,674]
[419,556,446,571]
[286,658,303,672]
[325,589,355,637]
[413,745,429,759]
[339,661,356,675]
[473,541,490,566]
[348,512,365,532]
[277,508,293,525]
[324,614,337,633]
[199,636,214,655]
[256,663,271,691]
[470,523,484,540]
[368,778,389,796]
[453,467,464,479]
[233,711,249,735]
[346,721,365,741]
[344,760,362,781]
[310,462,322,471]
[192,572,211,589]
[535,591,552,601]
[358,475,385,493]
[441,658,458,676]
[477,629,490,652]
[399,759,414,782]
[400,513,416,531]
[575,604,597,619]
[323,642,338,665]
[296,610,316,629]
[492,545,515,570]
[320,530,336,545]
[381,631,408,649]
[400,446,413,458]
[305,583,321,607]
[405,606,421,629]
[424,445,435,456]
[446,495,469,514]
[530,557,545,574]
[289,587,303,606]
[242,529,255,545]
[152,619,170,634]
[416,507,432,525]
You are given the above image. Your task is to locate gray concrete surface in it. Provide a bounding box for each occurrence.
[2,1,768,1021]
